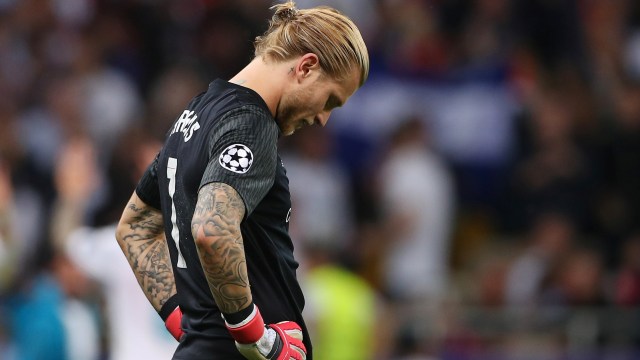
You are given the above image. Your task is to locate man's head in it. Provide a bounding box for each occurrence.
[255,1,369,135]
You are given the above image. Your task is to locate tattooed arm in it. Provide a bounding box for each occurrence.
[191,182,251,314]
[192,182,307,360]
[116,192,177,312]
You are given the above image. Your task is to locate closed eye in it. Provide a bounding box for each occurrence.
[325,95,343,111]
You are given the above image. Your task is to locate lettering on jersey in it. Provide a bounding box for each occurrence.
[286,208,291,223]
[171,110,201,142]
[219,144,254,174]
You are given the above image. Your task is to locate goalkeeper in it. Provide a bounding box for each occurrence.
[115,1,369,359]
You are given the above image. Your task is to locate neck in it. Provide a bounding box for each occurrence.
[229,57,291,117]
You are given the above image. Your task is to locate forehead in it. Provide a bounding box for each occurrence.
[327,67,361,101]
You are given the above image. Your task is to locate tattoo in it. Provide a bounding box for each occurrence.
[117,200,176,311]
[191,182,249,314]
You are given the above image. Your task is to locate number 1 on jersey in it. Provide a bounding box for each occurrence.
[167,157,187,268]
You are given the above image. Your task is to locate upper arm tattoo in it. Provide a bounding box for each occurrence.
[117,196,176,311]
[191,182,249,314]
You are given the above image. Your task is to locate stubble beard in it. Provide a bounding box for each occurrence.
[276,90,305,136]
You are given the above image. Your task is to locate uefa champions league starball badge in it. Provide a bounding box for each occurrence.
[219,144,254,174]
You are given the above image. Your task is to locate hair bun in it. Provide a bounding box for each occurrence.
[272,1,299,23]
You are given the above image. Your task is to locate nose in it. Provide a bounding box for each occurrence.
[315,111,331,127]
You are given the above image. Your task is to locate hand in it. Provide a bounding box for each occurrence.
[164,305,185,341]
[54,137,99,204]
[225,305,306,360]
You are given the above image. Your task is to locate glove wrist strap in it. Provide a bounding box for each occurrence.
[223,303,265,344]
[159,294,180,322]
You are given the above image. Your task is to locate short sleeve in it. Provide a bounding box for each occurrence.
[200,105,279,215]
[135,152,162,209]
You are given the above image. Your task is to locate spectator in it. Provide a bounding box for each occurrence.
[301,242,381,360]
[549,247,606,307]
[614,233,640,307]
[506,89,595,231]
[373,117,455,358]
[0,152,100,360]
[282,126,355,270]
[504,212,576,315]
[50,134,178,360]
[376,117,455,303]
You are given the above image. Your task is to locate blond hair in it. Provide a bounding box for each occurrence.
[254,1,369,87]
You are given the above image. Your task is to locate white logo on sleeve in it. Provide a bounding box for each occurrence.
[219,144,254,173]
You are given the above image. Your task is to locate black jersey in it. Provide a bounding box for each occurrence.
[135,79,311,359]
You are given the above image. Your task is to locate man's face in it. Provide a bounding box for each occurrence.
[276,67,360,136]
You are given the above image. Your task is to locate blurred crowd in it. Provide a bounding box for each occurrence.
[1,0,640,359]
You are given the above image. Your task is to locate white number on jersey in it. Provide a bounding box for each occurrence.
[167,157,187,268]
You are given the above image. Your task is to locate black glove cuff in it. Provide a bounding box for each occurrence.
[222,302,256,326]
[159,294,181,322]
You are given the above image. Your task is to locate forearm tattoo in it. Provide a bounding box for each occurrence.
[191,182,250,314]
[117,200,176,311]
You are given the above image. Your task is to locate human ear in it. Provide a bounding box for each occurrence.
[296,53,320,80]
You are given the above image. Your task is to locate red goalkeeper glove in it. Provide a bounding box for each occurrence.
[159,295,185,342]
[224,304,307,360]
